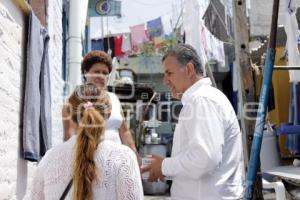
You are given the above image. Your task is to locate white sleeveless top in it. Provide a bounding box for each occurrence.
[105,92,123,144]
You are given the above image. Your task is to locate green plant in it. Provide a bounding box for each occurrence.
[158,37,177,55]
[140,41,155,57]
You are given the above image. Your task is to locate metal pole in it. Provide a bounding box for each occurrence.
[244,0,280,199]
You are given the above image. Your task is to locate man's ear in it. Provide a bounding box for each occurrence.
[186,62,196,77]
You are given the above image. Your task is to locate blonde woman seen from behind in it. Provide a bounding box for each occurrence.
[31,83,143,200]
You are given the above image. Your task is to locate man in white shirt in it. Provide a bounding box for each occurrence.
[141,44,244,200]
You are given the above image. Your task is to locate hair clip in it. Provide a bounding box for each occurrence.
[83,101,94,109]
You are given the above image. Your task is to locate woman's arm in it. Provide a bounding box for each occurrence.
[119,120,137,152]
[119,108,141,165]
[119,120,142,167]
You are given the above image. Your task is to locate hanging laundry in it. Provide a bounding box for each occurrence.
[161,14,173,35]
[23,10,52,162]
[203,0,230,42]
[231,63,239,113]
[224,0,233,18]
[200,24,207,52]
[283,0,300,154]
[130,24,149,53]
[182,0,202,55]
[224,0,234,38]
[91,38,104,51]
[121,33,132,53]
[200,23,225,67]
[283,0,300,82]
[147,17,164,38]
[286,83,300,154]
[114,35,124,58]
[104,36,115,58]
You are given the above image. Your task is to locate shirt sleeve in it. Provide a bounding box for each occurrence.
[116,149,144,200]
[30,166,45,200]
[162,97,225,180]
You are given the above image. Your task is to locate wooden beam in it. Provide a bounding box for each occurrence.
[233,0,263,198]
[233,0,254,169]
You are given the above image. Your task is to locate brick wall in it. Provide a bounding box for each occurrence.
[47,0,64,146]
[0,0,64,199]
[0,2,26,199]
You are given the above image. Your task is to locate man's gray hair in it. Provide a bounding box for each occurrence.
[162,43,203,74]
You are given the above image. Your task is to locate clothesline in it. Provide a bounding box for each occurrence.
[90,6,177,39]
[131,0,176,7]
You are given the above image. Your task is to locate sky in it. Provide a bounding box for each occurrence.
[90,0,183,38]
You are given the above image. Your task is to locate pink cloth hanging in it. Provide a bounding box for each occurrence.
[130,24,149,52]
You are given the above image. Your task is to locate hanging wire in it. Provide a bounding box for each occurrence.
[130,0,174,6]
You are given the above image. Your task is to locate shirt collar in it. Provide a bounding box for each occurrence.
[181,77,212,105]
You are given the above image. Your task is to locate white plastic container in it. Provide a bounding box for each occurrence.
[260,129,280,172]
[141,144,168,195]
[145,134,152,144]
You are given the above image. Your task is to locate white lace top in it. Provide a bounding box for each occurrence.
[30,136,143,200]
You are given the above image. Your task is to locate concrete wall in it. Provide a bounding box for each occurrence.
[119,56,165,74]
[0,0,64,199]
[249,0,300,36]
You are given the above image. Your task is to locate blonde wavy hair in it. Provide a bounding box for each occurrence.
[67,83,111,200]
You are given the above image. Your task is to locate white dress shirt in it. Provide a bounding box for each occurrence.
[162,78,244,200]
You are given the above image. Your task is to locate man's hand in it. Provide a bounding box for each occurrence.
[141,155,165,182]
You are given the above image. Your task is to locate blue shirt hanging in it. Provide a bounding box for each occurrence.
[91,38,104,51]
[147,17,164,38]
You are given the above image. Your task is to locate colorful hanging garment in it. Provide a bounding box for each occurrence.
[91,38,104,51]
[121,33,132,52]
[284,0,300,154]
[147,17,164,38]
[130,24,149,53]
[283,0,300,82]
[114,35,124,57]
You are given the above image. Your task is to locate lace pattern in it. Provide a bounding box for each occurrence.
[30,136,143,200]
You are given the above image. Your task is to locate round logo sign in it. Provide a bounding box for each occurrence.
[95,0,111,15]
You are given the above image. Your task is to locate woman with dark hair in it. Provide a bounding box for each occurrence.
[63,51,138,156]
[31,84,143,200]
